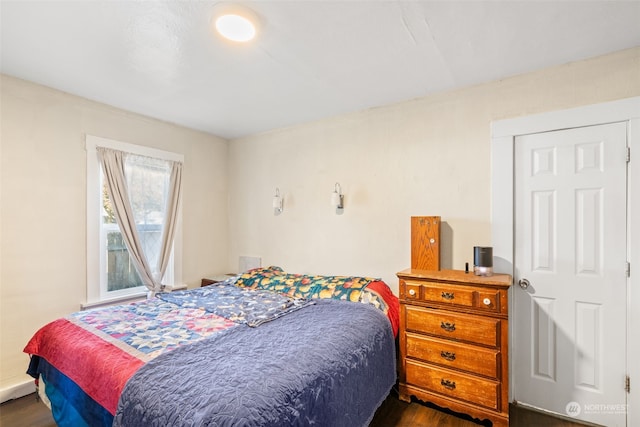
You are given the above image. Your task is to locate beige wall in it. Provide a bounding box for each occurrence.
[228,47,640,290]
[0,75,229,396]
[1,46,639,400]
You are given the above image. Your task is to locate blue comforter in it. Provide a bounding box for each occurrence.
[113,299,395,427]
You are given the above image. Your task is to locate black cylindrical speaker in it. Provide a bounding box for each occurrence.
[473,246,493,276]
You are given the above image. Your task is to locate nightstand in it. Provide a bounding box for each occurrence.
[201,274,236,287]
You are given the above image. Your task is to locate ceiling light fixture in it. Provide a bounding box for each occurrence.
[212,3,259,43]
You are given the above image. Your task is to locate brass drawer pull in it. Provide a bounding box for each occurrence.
[440,321,456,332]
[441,291,455,300]
[440,351,456,361]
[440,379,456,390]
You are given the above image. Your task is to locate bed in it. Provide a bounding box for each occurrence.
[24,266,399,426]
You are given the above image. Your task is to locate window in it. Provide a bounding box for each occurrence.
[86,135,183,306]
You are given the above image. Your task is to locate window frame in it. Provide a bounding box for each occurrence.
[86,135,183,306]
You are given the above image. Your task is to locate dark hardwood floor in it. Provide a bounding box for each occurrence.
[0,390,595,427]
[371,390,597,427]
[0,393,56,427]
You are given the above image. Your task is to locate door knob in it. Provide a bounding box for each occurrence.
[518,278,530,290]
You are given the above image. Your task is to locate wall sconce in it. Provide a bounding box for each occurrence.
[272,188,283,215]
[331,182,344,212]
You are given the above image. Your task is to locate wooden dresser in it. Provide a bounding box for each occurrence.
[397,269,512,427]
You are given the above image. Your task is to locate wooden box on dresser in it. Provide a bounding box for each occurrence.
[396,269,512,427]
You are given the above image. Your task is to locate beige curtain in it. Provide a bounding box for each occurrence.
[97,147,182,297]
[157,160,183,284]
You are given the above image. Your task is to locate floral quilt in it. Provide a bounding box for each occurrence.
[234,266,399,335]
[24,282,312,420]
[157,280,314,326]
[69,299,237,360]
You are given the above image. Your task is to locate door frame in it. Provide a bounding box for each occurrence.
[490,96,640,424]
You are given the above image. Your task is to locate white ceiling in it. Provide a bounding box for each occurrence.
[2,1,639,139]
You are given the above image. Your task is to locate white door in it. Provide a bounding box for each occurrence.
[513,122,628,426]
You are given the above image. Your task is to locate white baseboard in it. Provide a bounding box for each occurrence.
[0,379,36,403]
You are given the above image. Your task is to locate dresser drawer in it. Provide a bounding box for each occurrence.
[406,332,500,378]
[422,281,474,305]
[405,305,500,347]
[406,359,500,410]
[402,279,502,313]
